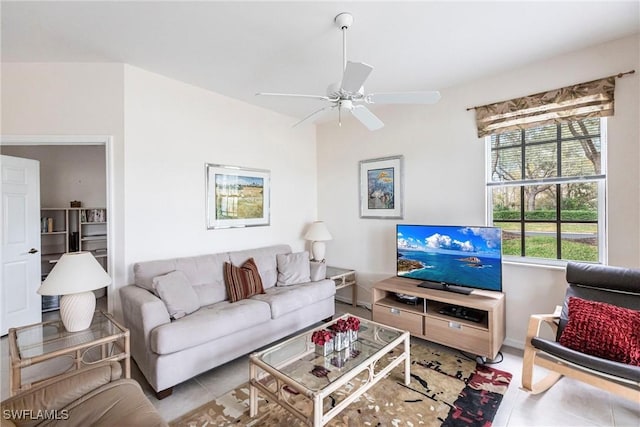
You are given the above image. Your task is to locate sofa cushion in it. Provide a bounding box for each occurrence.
[277,251,311,286]
[152,271,200,319]
[228,245,291,289]
[150,299,271,355]
[559,297,640,366]
[224,258,265,302]
[134,253,230,306]
[251,279,335,319]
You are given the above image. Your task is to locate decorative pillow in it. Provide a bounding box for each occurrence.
[310,260,327,282]
[559,297,640,366]
[223,258,265,302]
[276,251,311,286]
[152,271,200,320]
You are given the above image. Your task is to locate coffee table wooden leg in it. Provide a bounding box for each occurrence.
[249,363,258,417]
[313,393,323,427]
[404,335,411,385]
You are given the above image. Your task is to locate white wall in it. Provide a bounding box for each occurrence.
[317,35,640,348]
[0,145,106,207]
[122,65,318,282]
[1,63,319,321]
[1,62,126,316]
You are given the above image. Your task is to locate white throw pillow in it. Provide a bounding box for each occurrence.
[276,251,311,286]
[152,270,200,319]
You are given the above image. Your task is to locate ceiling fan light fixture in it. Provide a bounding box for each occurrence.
[339,100,354,110]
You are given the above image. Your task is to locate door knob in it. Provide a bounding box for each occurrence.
[28,248,39,254]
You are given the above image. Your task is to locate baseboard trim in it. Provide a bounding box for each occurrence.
[503,337,525,350]
[335,295,371,311]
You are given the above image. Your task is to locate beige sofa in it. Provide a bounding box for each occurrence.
[119,244,335,398]
[0,362,166,427]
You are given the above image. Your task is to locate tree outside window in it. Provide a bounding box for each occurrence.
[487,118,605,262]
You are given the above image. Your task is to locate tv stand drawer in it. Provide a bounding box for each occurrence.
[425,316,490,356]
[373,304,423,336]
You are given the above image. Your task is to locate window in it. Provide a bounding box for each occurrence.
[486,117,606,263]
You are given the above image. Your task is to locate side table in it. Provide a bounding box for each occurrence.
[8,310,130,396]
[326,266,357,307]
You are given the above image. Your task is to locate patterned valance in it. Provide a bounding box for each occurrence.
[474,77,616,138]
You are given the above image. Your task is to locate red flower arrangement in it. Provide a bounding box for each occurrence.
[346,316,360,331]
[311,329,334,346]
[331,318,349,333]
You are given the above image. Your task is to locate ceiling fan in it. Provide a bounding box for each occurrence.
[256,12,441,131]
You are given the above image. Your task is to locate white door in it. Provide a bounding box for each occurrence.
[1,155,42,335]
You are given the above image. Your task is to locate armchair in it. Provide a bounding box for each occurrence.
[522,262,640,401]
[1,362,166,427]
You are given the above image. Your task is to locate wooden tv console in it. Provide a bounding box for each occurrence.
[372,276,505,359]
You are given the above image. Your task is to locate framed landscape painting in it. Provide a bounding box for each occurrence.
[206,163,270,229]
[359,155,404,219]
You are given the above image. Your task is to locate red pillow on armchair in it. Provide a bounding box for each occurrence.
[559,297,640,366]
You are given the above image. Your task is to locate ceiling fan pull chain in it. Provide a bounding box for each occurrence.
[339,105,342,127]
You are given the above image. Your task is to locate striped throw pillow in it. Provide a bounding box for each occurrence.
[223,258,265,302]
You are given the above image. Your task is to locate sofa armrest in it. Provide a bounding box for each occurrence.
[119,286,170,368]
[1,362,122,424]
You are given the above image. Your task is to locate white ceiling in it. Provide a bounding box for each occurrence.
[2,1,639,122]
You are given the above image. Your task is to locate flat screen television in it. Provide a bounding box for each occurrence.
[397,224,503,294]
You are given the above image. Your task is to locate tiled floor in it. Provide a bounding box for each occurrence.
[2,301,639,426]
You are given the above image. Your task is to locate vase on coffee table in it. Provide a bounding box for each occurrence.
[334,331,349,351]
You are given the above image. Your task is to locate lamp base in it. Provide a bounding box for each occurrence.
[311,241,327,262]
[59,292,96,332]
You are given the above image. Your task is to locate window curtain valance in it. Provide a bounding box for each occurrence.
[474,76,616,138]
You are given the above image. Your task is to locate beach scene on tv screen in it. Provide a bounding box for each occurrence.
[397,225,502,291]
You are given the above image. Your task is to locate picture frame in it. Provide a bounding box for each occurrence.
[206,163,270,229]
[359,155,404,219]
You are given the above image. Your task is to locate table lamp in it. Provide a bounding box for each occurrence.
[38,252,111,332]
[304,221,333,261]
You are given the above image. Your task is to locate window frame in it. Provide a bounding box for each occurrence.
[485,118,608,266]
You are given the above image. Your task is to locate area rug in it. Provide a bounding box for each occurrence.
[170,341,512,427]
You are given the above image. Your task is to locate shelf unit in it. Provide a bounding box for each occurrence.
[40,208,69,278]
[39,207,108,312]
[371,276,505,359]
[78,208,108,262]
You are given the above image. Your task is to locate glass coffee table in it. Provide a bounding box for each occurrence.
[249,314,410,426]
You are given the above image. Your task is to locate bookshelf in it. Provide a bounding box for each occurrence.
[40,207,108,311]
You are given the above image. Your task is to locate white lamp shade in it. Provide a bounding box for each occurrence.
[304,221,333,241]
[38,252,111,296]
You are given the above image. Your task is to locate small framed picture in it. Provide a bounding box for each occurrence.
[359,155,404,219]
[206,163,270,229]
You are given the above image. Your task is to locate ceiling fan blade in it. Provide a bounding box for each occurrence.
[292,105,335,128]
[366,91,441,105]
[350,105,384,131]
[341,61,373,93]
[256,92,336,102]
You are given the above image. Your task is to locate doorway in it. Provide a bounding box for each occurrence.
[0,136,114,316]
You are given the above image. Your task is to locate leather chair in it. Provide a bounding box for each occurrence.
[1,362,167,427]
[521,262,640,401]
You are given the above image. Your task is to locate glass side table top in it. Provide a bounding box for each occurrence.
[325,267,354,278]
[15,311,125,359]
[254,316,403,392]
